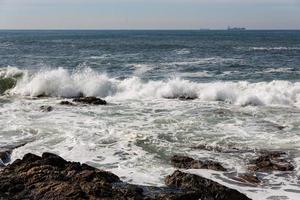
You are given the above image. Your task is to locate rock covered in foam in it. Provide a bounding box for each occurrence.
[248,151,294,172]
[73,96,107,105]
[165,170,251,200]
[171,155,227,171]
[60,101,75,106]
[40,105,53,112]
[0,143,27,167]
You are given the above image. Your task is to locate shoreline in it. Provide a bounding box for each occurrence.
[0,151,251,200]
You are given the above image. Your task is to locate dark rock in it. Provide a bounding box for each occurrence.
[0,153,252,200]
[171,155,227,171]
[0,150,10,166]
[60,101,75,106]
[40,105,53,112]
[0,152,130,200]
[248,151,294,172]
[192,144,255,154]
[230,173,262,185]
[73,96,107,105]
[178,96,197,101]
[0,143,28,166]
[165,170,251,200]
[36,93,48,98]
[164,96,197,101]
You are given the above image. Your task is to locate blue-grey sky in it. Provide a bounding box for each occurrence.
[0,0,300,29]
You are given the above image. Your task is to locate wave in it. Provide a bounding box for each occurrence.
[5,67,300,107]
[250,47,300,51]
[0,66,24,94]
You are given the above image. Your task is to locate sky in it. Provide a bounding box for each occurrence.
[0,0,300,29]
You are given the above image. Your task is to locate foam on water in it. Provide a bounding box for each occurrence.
[250,47,300,51]
[6,67,300,108]
[2,66,300,200]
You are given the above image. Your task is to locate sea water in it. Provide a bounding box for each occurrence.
[1,30,300,199]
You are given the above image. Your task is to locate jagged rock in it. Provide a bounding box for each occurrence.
[171,155,227,171]
[0,153,252,200]
[60,101,75,106]
[165,170,251,200]
[40,105,53,112]
[0,152,128,200]
[73,97,107,105]
[248,151,294,172]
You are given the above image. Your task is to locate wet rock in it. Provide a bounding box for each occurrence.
[0,150,10,166]
[73,96,107,105]
[171,155,227,171]
[165,96,197,101]
[178,96,197,101]
[36,93,48,98]
[248,151,294,172]
[0,152,127,200]
[40,105,53,112]
[0,152,252,200]
[60,101,75,106]
[230,173,262,185]
[192,144,255,154]
[0,143,27,167]
[165,170,251,200]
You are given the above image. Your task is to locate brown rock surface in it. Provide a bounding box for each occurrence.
[0,153,252,200]
[171,155,227,171]
[248,151,294,172]
[165,170,251,200]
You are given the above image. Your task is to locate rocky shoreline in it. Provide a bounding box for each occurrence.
[0,151,251,200]
[0,97,296,200]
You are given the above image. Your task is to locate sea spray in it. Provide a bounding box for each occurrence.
[6,67,300,107]
[0,66,24,94]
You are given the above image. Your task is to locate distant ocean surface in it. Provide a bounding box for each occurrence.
[1,30,300,199]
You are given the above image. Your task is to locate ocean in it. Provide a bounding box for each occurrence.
[1,30,300,199]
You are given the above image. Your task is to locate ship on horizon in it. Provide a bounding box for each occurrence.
[227,26,246,31]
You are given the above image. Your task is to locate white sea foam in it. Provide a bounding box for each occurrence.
[174,49,191,55]
[128,63,153,76]
[164,57,239,66]
[6,67,300,107]
[0,66,24,78]
[250,47,300,51]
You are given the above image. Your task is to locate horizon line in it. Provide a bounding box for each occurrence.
[0,28,300,31]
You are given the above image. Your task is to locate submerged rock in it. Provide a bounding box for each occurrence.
[248,151,294,172]
[73,96,107,105]
[164,96,197,101]
[0,143,27,167]
[165,170,251,200]
[60,101,75,106]
[171,155,227,171]
[229,173,262,185]
[0,153,252,200]
[40,105,53,112]
[178,96,197,101]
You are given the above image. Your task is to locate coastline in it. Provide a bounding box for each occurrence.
[0,150,251,200]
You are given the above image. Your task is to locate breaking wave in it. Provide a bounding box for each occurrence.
[0,66,24,94]
[4,66,300,107]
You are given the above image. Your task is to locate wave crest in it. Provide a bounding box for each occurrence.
[5,67,300,107]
